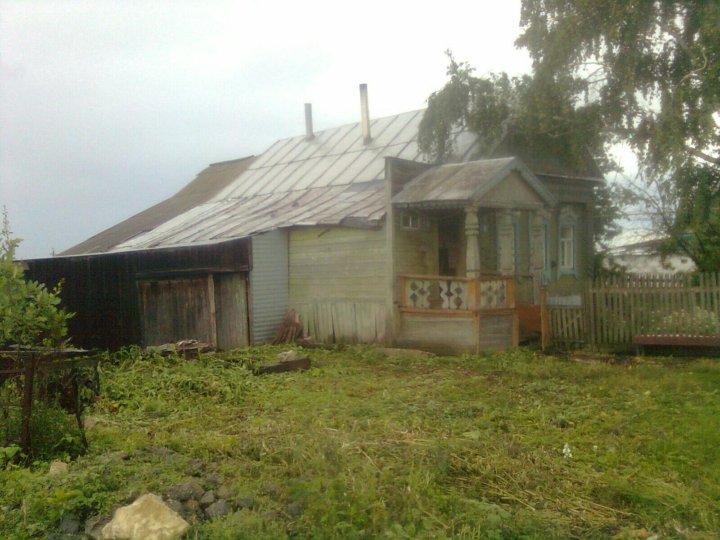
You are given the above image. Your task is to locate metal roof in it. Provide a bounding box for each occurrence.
[105,110,478,253]
[392,157,557,208]
[61,156,255,256]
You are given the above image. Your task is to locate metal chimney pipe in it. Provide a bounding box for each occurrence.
[359,83,371,145]
[304,103,314,140]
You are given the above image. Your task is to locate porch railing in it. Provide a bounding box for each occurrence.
[399,274,515,312]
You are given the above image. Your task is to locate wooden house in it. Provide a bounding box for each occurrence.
[26,89,602,353]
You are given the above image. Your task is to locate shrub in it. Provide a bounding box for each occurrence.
[650,308,720,335]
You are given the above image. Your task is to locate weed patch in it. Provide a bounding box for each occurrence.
[1,346,718,538]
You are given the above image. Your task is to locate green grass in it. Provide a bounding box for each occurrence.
[1,346,719,538]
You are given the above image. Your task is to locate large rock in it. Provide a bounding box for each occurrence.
[100,493,189,540]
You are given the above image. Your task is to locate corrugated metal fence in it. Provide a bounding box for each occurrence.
[549,272,720,346]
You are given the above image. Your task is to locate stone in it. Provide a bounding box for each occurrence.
[100,493,189,540]
[85,515,112,539]
[182,499,200,514]
[235,496,254,510]
[204,499,229,519]
[199,490,215,508]
[164,499,182,514]
[167,480,204,502]
[286,501,304,518]
[216,485,233,500]
[204,473,223,486]
[58,514,81,534]
[48,461,68,476]
[261,483,281,498]
[277,350,298,362]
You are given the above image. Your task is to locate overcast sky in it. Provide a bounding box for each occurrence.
[1,1,532,259]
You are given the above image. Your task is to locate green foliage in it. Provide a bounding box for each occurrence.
[2,346,719,538]
[418,53,622,254]
[0,209,72,348]
[651,308,720,336]
[516,0,720,271]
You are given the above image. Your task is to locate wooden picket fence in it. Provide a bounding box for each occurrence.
[548,272,720,346]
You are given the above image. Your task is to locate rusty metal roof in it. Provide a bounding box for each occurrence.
[392,157,557,208]
[101,110,478,253]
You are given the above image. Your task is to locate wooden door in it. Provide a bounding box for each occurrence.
[214,273,249,350]
[138,277,213,346]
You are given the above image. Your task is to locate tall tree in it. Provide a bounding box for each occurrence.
[418,54,622,257]
[516,0,719,270]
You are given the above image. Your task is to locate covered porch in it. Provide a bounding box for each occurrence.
[389,157,556,353]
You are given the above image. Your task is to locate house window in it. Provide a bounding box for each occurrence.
[559,224,575,270]
[401,211,429,230]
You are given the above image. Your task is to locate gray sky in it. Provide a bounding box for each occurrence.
[1,0,531,259]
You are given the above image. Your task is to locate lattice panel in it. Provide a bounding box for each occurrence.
[439,280,468,310]
[406,279,432,308]
[480,280,507,309]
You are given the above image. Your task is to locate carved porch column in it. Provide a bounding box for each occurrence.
[465,205,481,278]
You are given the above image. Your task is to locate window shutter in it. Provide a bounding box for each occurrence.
[497,211,515,274]
[530,211,546,274]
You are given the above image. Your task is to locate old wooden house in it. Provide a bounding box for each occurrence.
[26,88,602,353]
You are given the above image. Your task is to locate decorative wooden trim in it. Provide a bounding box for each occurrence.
[399,307,475,318]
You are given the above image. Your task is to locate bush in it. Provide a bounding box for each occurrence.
[650,308,720,335]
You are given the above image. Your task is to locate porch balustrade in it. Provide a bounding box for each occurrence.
[398,274,515,312]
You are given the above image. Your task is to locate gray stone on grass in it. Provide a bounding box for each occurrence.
[199,490,215,508]
[204,499,229,519]
[204,473,223,486]
[235,496,255,510]
[164,499,182,514]
[216,485,233,500]
[100,493,188,540]
[58,514,81,534]
[182,499,200,514]
[167,479,204,502]
[85,515,111,539]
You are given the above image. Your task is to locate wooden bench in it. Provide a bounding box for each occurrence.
[633,334,720,355]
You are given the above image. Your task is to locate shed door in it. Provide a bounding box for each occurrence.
[214,273,249,350]
[139,277,213,346]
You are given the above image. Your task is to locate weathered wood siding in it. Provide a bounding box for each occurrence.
[478,314,515,350]
[250,231,289,344]
[215,273,249,349]
[24,238,250,349]
[139,277,213,346]
[398,314,475,354]
[289,226,386,342]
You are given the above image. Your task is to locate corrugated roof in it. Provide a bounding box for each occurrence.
[392,157,556,208]
[105,110,478,253]
[61,156,255,256]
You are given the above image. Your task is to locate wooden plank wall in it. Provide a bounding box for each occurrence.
[138,277,213,346]
[289,227,387,343]
[549,272,720,346]
[24,238,250,349]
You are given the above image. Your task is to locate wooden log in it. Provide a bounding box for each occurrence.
[255,357,311,375]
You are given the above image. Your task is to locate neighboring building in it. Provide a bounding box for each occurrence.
[26,90,602,353]
[607,236,696,274]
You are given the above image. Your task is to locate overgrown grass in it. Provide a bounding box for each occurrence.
[1,346,718,538]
